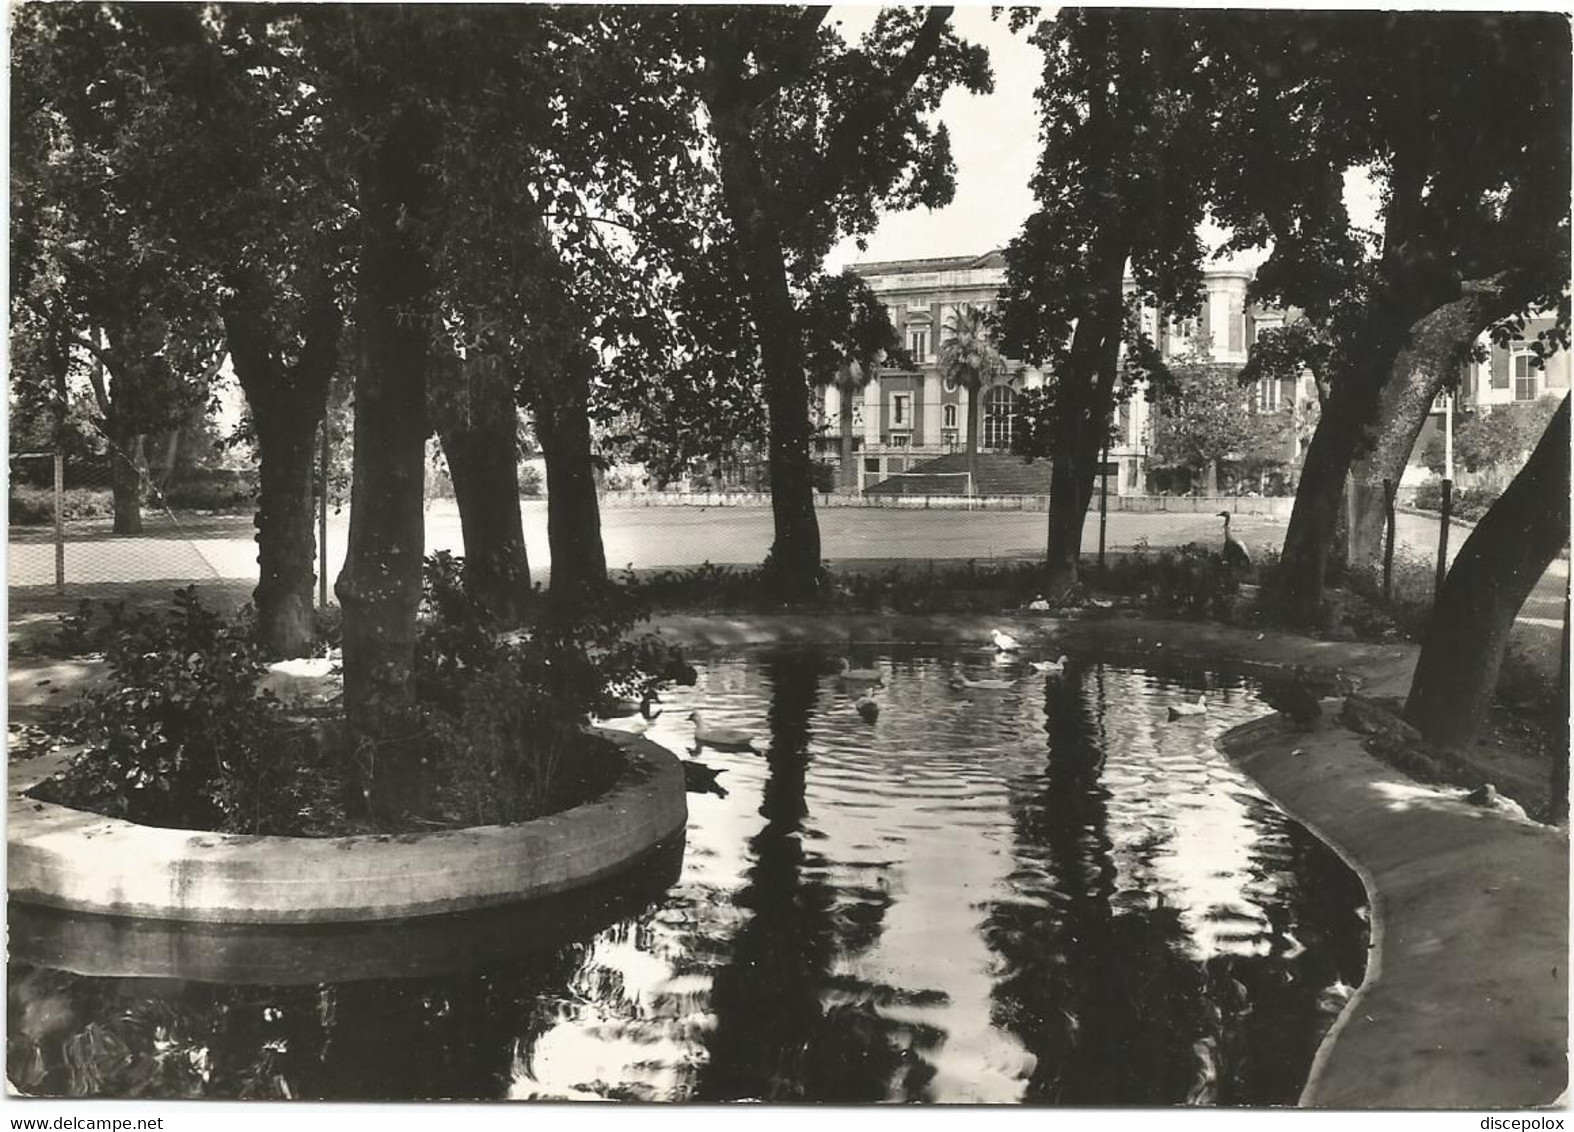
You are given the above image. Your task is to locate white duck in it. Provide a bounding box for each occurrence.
[1031,655,1069,677]
[1166,695,1208,721]
[688,711,760,753]
[834,658,885,686]
[951,673,1017,692]
[1027,595,1051,612]
[991,629,1021,653]
[855,692,880,723]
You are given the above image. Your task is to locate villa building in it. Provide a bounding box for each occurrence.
[820,251,1320,496]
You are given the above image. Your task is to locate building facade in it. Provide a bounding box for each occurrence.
[824,251,1318,495]
[1408,314,1570,486]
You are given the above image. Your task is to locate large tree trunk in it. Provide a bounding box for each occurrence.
[334,101,438,825]
[1274,385,1366,623]
[534,352,606,606]
[1348,288,1510,567]
[711,105,820,600]
[435,357,532,625]
[227,280,340,658]
[252,409,320,656]
[107,430,146,534]
[1403,396,1569,752]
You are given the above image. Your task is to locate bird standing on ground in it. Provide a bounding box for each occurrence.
[1259,665,1324,730]
[991,629,1021,653]
[1217,511,1253,573]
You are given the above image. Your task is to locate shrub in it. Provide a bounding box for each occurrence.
[415,552,693,826]
[40,588,339,835]
[1343,546,1434,641]
[1410,478,1501,522]
[8,486,116,525]
[1096,541,1240,618]
[156,470,257,512]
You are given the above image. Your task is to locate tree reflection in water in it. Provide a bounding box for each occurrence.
[697,650,938,1102]
[984,664,1367,1105]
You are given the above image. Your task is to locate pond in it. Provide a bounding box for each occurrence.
[8,647,1368,1105]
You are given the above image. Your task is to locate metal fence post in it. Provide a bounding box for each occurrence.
[1098,443,1110,572]
[1434,478,1453,598]
[53,448,65,595]
[1382,477,1396,603]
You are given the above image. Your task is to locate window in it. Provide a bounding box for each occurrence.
[891,392,912,428]
[908,329,929,364]
[889,433,910,448]
[864,457,881,475]
[943,376,958,393]
[983,385,1017,449]
[1513,349,1540,401]
[1257,377,1281,412]
[942,403,958,430]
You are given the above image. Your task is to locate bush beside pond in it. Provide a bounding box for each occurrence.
[36,558,694,837]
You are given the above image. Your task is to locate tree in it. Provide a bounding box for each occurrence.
[801,271,906,494]
[1424,398,1561,490]
[1148,343,1293,495]
[1207,11,1571,619]
[689,6,991,597]
[937,304,1005,494]
[1404,396,1569,751]
[999,8,1222,596]
[9,4,221,535]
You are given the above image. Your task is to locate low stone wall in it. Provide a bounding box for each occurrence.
[598,490,1297,516]
[7,730,687,925]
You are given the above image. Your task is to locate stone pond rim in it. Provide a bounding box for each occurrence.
[7,729,687,925]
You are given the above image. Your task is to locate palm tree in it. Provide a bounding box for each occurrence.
[829,360,874,493]
[938,304,1005,496]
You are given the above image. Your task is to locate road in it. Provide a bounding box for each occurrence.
[6,498,1557,587]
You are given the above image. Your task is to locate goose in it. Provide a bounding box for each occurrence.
[682,760,728,799]
[991,629,1021,653]
[855,692,880,723]
[1259,665,1323,730]
[1217,511,1253,573]
[1166,695,1208,721]
[1030,655,1069,677]
[951,673,1017,692]
[688,711,759,753]
[834,658,885,686]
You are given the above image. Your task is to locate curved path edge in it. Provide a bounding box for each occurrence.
[8,729,687,925]
[641,612,1568,1110]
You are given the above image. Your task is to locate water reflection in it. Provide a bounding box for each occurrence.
[9,651,1367,1105]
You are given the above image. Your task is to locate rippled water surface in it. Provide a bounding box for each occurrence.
[8,648,1368,1104]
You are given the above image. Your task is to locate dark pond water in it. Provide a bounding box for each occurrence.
[8,648,1368,1104]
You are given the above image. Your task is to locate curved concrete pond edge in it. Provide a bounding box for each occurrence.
[8,729,687,925]
[637,612,1566,1110]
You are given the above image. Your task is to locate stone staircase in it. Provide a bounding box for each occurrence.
[865,452,1052,496]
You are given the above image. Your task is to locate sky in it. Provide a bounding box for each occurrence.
[825,5,1043,272]
[823,4,1383,276]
